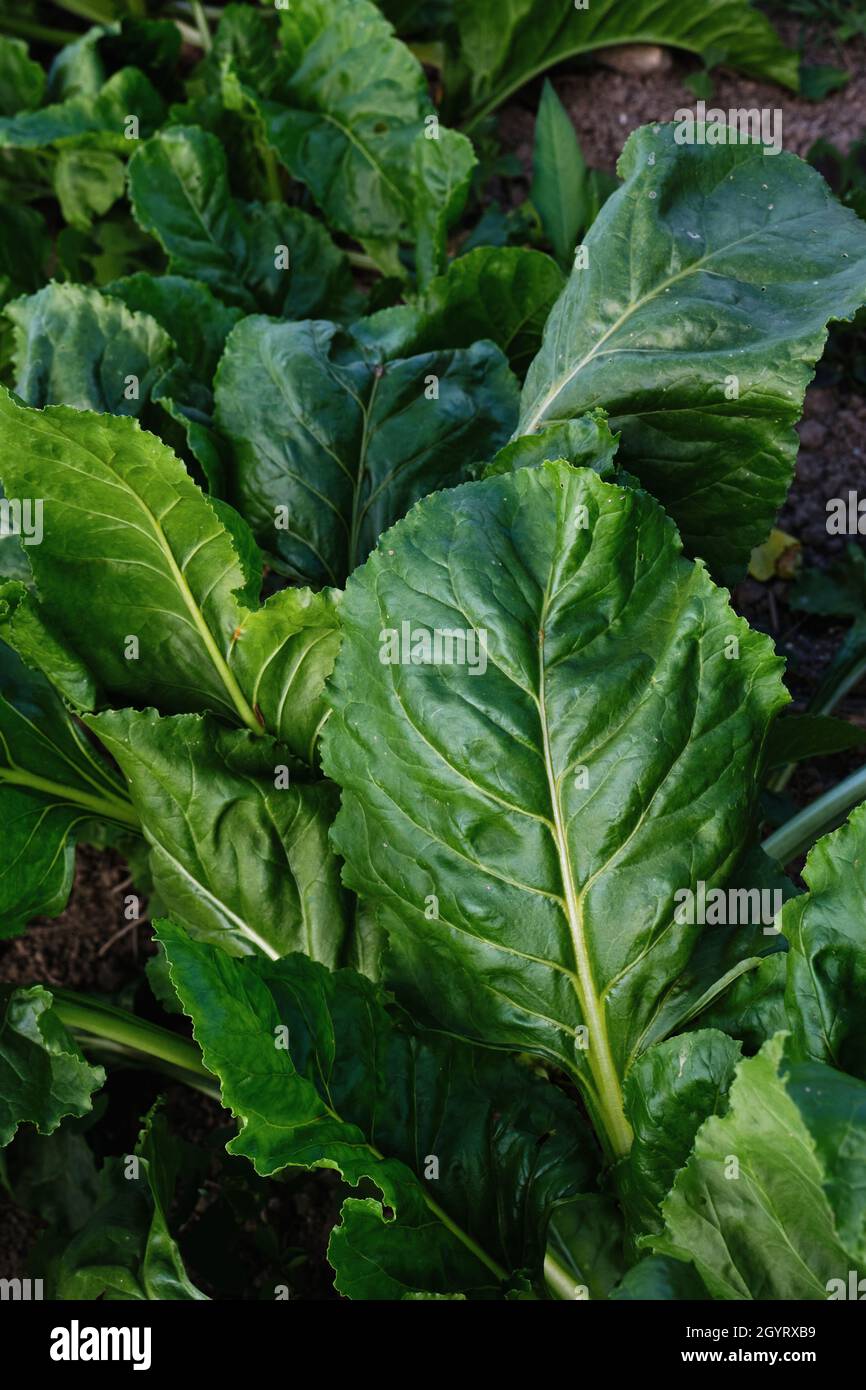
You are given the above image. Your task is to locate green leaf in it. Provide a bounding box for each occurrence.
[127,125,354,318]
[358,245,564,376]
[764,712,866,769]
[650,1034,866,1298]
[105,273,243,381]
[322,462,788,1158]
[6,282,173,413]
[530,80,587,270]
[90,709,350,965]
[258,0,428,243]
[545,1193,626,1299]
[0,36,45,116]
[214,315,519,586]
[0,204,50,303]
[54,1102,207,1300]
[449,0,798,128]
[619,1029,742,1234]
[0,640,137,937]
[609,1254,709,1300]
[412,126,476,288]
[159,921,599,1298]
[783,802,866,1079]
[0,984,104,1146]
[0,67,164,151]
[482,412,619,478]
[53,147,125,229]
[518,123,866,581]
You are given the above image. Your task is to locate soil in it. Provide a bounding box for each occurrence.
[3,12,866,1297]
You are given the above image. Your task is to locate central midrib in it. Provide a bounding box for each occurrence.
[536,598,633,1159]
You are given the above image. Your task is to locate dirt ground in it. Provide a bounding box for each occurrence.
[3,15,865,1294]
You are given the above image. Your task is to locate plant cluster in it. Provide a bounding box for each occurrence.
[2,0,866,1303]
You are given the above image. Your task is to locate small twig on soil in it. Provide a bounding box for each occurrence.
[97,916,150,958]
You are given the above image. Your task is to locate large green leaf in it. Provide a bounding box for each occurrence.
[0,67,164,150]
[0,641,137,937]
[782,802,866,1080]
[0,392,337,759]
[127,126,355,318]
[322,462,787,1157]
[518,123,866,581]
[258,0,428,244]
[650,1034,866,1298]
[54,1102,207,1300]
[90,709,350,964]
[357,246,564,377]
[448,0,797,128]
[0,984,104,1146]
[159,921,599,1298]
[7,282,173,414]
[530,79,587,271]
[214,316,519,586]
[411,127,476,289]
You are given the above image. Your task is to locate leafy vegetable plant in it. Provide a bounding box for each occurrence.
[2,0,866,1307]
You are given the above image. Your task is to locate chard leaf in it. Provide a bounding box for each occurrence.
[783,802,866,1078]
[518,123,866,581]
[545,1193,626,1299]
[411,126,476,289]
[54,1102,207,1301]
[619,1029,742,1233]
[7,282,173,413]
[449,0,797,128]
[483,412,619,478]
[104,274,244,384]
[610,1254,709,1300]
[0,641,136,937]
[0,36,45,115]
[90,709,350,965]
[260,0,428,244]
[0,67,164,150]
[764,712,866,768]
[159,921,599,1298]
[127,125,354,318]
[357,245,564,376]
[0,984,105,1146]
[52,147,125,229]
[322,462,787,1157]
[214,316,519,586]
[530,79,587,271]
[650,1034,866,1297]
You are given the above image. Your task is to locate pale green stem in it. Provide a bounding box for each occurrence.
[0,766,138,829]
[763,762,866,863]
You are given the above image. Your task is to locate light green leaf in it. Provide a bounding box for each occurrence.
[783,801,866,1079]
[159,921,599,1298]
[449,0,797,128]
[105,274,243,384]
[0,67,164,151]
[90,709,350,965]
[358,245,564,376]
[260,0,428,243]
[0,984,105,1146]
[0,640,137,937]
[53,148,125,229]
[619,1029,742,1234]
[650,1034,866,1298]
[7,282,173,414]
[483,412,619,478]
[127,125,355,318]
[323,462,787,1158]
[530,79,587,270]
[215,315,519,586]
[518,123,866,581]
[412,126,476,288]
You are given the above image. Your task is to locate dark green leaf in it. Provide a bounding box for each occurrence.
[530,80,587,270]
[0,984,104,1146]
